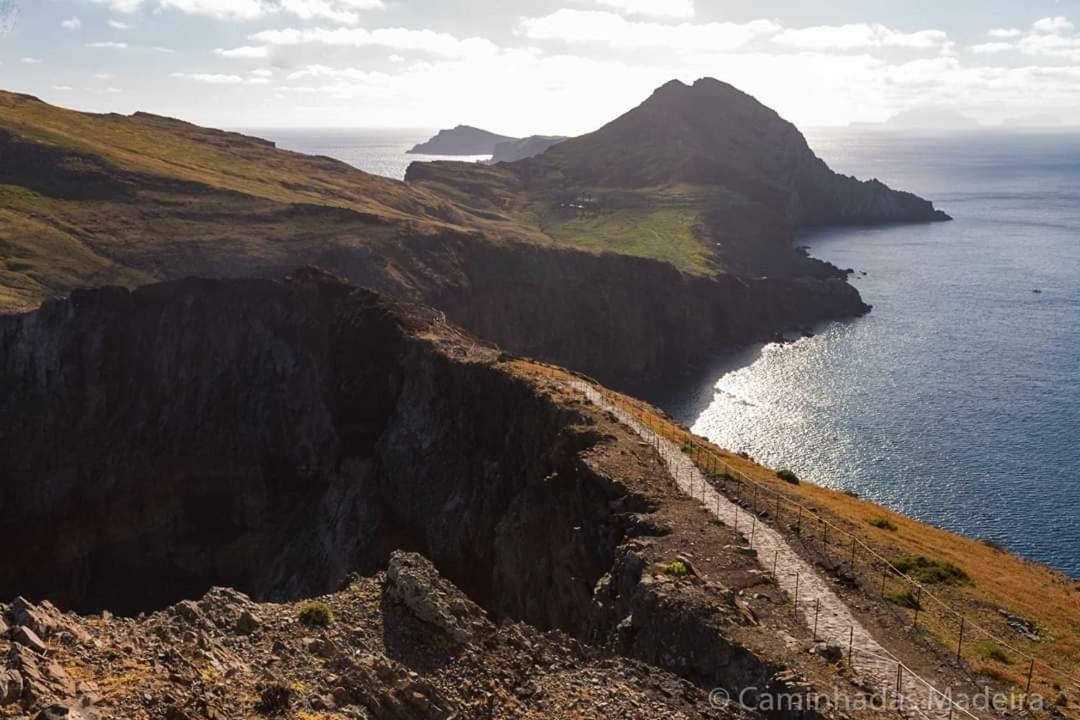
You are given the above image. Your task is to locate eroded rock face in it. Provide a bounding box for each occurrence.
[0,270,628,625]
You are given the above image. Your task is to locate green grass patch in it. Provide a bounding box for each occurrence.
[297,601,333,627]
[543,206,713,275]
[893,555,970,586]
[659,561,690,577]
[974,641,1012,664]
[886,589,922,610]
[867,517,898,531]
[776,469,799,485]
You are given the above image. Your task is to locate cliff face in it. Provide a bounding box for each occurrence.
[0,272,832,715]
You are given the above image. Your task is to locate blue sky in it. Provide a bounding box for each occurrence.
[2,0,1079,133]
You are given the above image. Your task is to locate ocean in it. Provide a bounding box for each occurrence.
[255,126,1080,578]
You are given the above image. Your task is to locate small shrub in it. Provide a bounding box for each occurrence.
[886,589,922,610]
[776,469,799,485]
[892,555,970,585]
[974,641,1012,665]
[660,560,689,577]
[843,489,860,498]
[867,517,897,531]
[298,601,334,627]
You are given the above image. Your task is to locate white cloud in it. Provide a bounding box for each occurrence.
[285,64,387,82]
[1033,16,1075,35]
[251,26,499,58]
[519,10,780,51]
[158,0,266,20]
[89,0,144,12]
[988,28,1022,39]
[594,0,694,19]
[106,87,123,93]
[216,45,270,58]
[87,41,129,49]
[20,57,42,64]
[970,42,1013,55]
[61,17,83,31]
[94,72,116,79]
[171,72,246,84]
[388,54,404,62]
[52,85,74,91]
[171,71,271,85]
[109,19,135,30]
[772,23,948,51]
[250,68,274,77]
[278,0,384,25]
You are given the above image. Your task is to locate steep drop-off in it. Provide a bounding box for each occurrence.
[0,271,849,719]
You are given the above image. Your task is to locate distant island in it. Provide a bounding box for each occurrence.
[409,125,567,160]
[853,107,981,131]
[407,125,515,155]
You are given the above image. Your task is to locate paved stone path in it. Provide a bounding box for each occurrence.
[573,380,973,720]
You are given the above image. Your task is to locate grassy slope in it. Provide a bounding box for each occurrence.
[517,360,1080,713]
[0,91,505,313]
[662,403,1080,707]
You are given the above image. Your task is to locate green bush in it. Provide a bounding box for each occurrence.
[974,641,1012,664]
[892,555,970,585]
[867,517,897,531]
[886,589,922,610]
[659,561,689,577]
[297,601,334,627]
[776,469,799,485]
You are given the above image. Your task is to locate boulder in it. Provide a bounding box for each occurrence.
[383,552,491,645]
[13,626,48,654]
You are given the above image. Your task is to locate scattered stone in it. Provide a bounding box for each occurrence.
[14,626,48,654]
[234,610,260,636]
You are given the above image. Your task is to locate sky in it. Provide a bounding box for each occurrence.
[2,0,1080,134]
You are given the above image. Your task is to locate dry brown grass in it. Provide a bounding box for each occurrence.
[526,369,1080,707]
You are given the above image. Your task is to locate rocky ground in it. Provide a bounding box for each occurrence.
[0,552,757,720]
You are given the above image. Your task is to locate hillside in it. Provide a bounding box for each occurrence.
[1,272,1075,719]
[407,124,515,155]
[0,85,873,387]
[490,134,568,163]
[410,78,949,276]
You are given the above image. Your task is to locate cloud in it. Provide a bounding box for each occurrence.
[216,45,270,58]
[89,0,144,12]
[771,23,948,51]
[88,0,383,23]
[109,19,135,29]
[171,72,247,84]
[277,0,384,25]
[987,28,1022,39]
[1032,16,1074,35]
[106,87,123,93]
[594,0,694,19]
[285,64,387,82]
[61,16,83,31]
[94,72,116,79]
[171,71,270,85]
[87,41,129,48]
[970,42,1013,55]
[251,26,499,58]
[20,57,42,64]
[984,17,1080,62]
[158,0,266,20]
[250,68,274,77]
[519,10,780,51]
[52,85,74,91]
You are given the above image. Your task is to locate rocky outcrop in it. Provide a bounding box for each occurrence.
[490,134,567,163]
[0,558,759,719]
[407,125,515,155]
